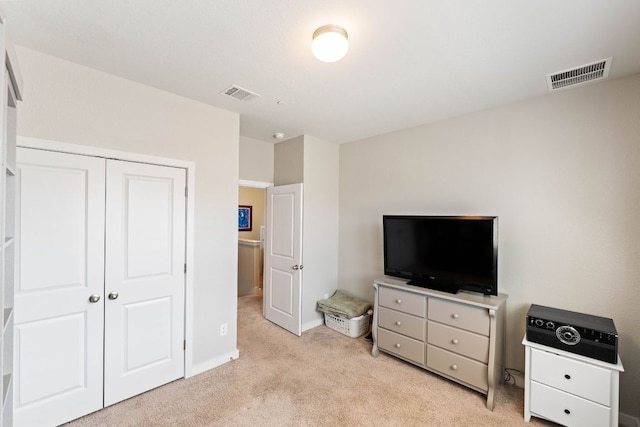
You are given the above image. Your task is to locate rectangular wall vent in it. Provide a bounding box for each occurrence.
[546,58,612,92]
[221,84,261,102]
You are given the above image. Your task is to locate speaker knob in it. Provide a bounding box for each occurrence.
[545,321,555,330]
[556,325,581,345]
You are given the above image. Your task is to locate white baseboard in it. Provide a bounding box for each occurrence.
[620,412,640,427]
[186,349,240,378]
[302,317,324,333]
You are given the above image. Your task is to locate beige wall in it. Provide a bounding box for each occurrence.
[274,135,304,185]
[14,46,241,373]
[338,74,640,419]
[238,186,265,241]
[239,135,274,183]
[301,135,340,328]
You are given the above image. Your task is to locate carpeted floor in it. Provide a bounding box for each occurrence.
[66,294,553,426]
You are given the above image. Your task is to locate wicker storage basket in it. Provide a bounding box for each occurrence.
[324,312,370,338]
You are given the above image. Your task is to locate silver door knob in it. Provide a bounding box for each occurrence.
[108,292,119,300]
[89,294,101,303]
[292,265,299,270]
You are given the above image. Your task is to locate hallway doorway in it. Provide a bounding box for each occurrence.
[238,183,269,297]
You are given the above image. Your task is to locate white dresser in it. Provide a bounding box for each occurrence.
[523,338,623,427]
[372,277,507,410]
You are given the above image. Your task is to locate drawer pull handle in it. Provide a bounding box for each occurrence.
[451,339,459,345]
[395,321,402,326]
[451,364,458,370]
[396,299,402,304]
[452,313,459,319]
[564,409,571,415]
[395,343,401,348]
[564,374,571,380]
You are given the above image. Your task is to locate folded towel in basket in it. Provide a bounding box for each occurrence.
[316,290,372,319]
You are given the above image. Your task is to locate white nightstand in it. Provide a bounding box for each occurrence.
[523,337,624,427]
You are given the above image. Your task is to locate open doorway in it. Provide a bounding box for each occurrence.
[238,183,269,298]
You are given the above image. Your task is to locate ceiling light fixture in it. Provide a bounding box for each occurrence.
[312,24,349,63]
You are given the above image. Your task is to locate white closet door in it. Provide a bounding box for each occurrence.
[264,183,303,336]
[103,160,186,406]
[14,148,106,427]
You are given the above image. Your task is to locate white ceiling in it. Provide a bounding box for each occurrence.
[3,1,640,144]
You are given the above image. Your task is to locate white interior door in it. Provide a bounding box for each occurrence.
[264,183,303,336]
[14,148,106,427]
[103,160,186,406]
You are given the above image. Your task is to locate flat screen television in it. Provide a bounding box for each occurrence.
[383,215,498,296]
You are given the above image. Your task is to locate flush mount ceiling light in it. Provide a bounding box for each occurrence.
[312,24,349,62]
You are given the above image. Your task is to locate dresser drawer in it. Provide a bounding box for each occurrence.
[379,307,425,340]
[530,381,610,427]
[378,328,425,365]
[530,348,612,406]
[428,298,489,335]
[427,321,489,363]
[426,345,488,391]
[379,287,426,317]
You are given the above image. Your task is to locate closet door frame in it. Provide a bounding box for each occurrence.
[16,136,198,377]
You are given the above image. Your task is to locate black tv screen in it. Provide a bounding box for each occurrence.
[383,215,498,296]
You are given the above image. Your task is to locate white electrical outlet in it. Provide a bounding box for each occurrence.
[324,293,329,299]
[220,323,227,336]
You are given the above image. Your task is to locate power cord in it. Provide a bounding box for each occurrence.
[504,367,523,385]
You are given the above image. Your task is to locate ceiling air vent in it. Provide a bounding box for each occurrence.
[221,84,261,102]
[546,58,612,92]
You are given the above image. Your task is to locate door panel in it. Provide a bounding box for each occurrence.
[271,270,294,315]
[123,297,173,371]
[15,148,105,427]
[17,314,88,404]
[104,160,185,407]
[125,177,173,278]
[18,164,91,291]
[264,184,302,336]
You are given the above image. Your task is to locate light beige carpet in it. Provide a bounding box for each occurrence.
[66,294,552,426]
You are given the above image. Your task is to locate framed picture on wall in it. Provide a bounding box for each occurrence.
[238,205,252,231]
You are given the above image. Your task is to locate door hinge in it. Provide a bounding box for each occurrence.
[185,186,188,197]
[183,340,186,351]
[184,264,187,274]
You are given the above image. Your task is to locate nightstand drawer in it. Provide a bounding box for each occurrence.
[427,345,488,391]
[379,307,425,340]
[428,298,489,335]
[427,321,489,363]
[378,328,425,365]
[531,348,612,405]
[530,381,610,427]
[379,287,426,317]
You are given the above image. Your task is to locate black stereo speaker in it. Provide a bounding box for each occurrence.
[526,304,618,364]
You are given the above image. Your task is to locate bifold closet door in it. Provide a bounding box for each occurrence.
[103,159,186,407]
[15,149,186,425]
[14,149,106,427]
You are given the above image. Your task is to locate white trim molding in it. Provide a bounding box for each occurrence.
[188,349,240,377]
[238,179,273,189]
